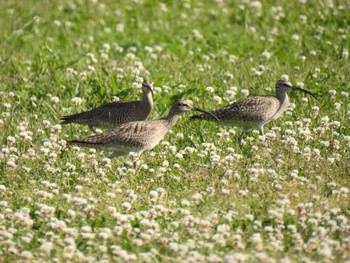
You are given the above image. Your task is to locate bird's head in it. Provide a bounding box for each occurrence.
[171,100,219,121]
[142,80,154,97]
[275,80,317,99]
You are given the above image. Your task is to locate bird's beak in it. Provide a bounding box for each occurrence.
[292,86,317,99]
[146,80,154,97]
[142,83,154,97]
[193,107,220,121]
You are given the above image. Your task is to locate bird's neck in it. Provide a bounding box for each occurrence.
[162,112,181,127]
[275,89,289,104]
[274,89,290,116]
[142,92,153,109]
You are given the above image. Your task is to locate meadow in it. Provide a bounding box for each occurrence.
[0,0,349,262]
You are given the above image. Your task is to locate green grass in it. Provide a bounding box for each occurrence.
[0,0,349,261]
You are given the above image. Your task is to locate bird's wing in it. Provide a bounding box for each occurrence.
[96,100,138,110]
[61,101,139,124]
[71,120,163,149]
[213,96,280,122]
[94,101,141,123]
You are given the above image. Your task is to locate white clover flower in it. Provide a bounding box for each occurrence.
[175,152,184,159]
[302,97,308,103]
[281,74,289,81]
[181,199,190,207]
[66,68,77,76]
[192,193,203,203]
[241,89,249,97]
[106,192,116,198]
[310,50,317,56]
[7,136,16,143]
[176,133,184,140]
[224,253,249,263]
[250,233,263,250]
[7,160,16,168]
[245,213,254,221]
[50,96,60,104]
[292,34,300,41]
[100,52,109,61]
[206,86,215,93]
[312,106,319,115]
[87,65,95,72]
[3,103,11,109]
[149,190,159,200]
[228,54,236,62]
[317,242,332,259]
[334,102,341,111]
[250,1,262,10]
[202,55,210,61]
[340,91,349,98]
[213,95,222,104]
[321,116,330,123]
[78,71,87,81]
[340,187,349,195]
[324,87,336,97]
[225,72,234,79]
[225,90,236,99]
[116,23,124,32]
[53,20,62,27]
[122,202,132,211]
[40,241,53,254]
[261,50,271,59]
[192,29,204,40]
[20,251,33,259]
[169,242,179,252]
[330,121,340,127]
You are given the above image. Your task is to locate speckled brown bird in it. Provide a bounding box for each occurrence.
[190,79,317,144]
[61,80,154,133]
[70,100,219,166]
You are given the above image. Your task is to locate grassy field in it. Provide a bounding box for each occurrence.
[0,0,349,262]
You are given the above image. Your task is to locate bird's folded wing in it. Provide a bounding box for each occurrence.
[74,121,162,148]
[216,96,280,122]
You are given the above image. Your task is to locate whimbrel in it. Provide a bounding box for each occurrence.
[70,100,219,167]
[190,80,317,144]
[61,80,154,133]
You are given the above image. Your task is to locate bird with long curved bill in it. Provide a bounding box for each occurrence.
[190,79,317,144]
[61,80,154,133]
[70,100,219,167]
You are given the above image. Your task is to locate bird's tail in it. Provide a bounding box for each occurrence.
[60,115,77,124]
[60,112,89,124]
[69,137,104,147]
[190,113,218,122]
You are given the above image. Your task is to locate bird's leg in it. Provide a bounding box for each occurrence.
[259,127,264,136]
[108,152,119,159]
[238,130,245,145]
[128,151,142,170]
[88,124,97,133]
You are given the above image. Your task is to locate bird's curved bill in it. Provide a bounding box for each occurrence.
[143,80,154,97]
[193,107,220,121]
[292,86,317,99]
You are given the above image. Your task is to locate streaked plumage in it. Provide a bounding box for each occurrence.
[61,80,154,133]
[70,100,219,166]
[190,80,317,144]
